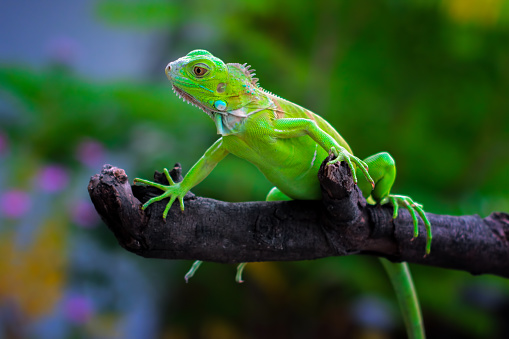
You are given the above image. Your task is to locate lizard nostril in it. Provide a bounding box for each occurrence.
[165,63,171,72]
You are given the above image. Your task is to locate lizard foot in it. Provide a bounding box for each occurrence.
[382,194,432,255]
[133,168,187,220]
[184,261,247,283]
[327,146,375,189]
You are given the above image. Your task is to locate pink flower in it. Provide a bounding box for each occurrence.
[76,139,104,168]
[37,165,70,193]
[72,201,99,228]
[0,190,32,219]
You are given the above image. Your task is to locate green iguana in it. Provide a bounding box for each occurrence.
[134,50,432,339]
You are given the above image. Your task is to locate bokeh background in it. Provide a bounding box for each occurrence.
[1,0,508,338]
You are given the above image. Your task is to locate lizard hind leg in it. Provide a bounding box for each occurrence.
[356,152,396,201]
[357,152,432,255]
[235,187,293,284]
[266,186,293,202]
[358,153,427,338]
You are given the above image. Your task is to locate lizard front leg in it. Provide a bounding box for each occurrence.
[134,137,229,220]
[272,118,374,188]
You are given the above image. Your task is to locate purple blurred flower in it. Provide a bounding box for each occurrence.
[37,165,70,193]
[46,36,80,66]
[76,139,104,168]
[64,295,93,325]
[0,190,32,219]
[72,200,99,228]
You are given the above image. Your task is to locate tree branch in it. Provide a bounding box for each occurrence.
[88,159,509,278]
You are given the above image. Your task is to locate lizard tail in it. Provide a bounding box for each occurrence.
[379,258,426,339]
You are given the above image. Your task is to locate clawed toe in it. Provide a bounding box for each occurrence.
[385,194,432,255]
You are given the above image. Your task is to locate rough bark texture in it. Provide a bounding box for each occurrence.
[88,159,509,278]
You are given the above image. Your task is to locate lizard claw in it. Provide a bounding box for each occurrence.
[184,260,203,283]
[327,146,374,188]
[236,263,247,283]
[384,195,432,255]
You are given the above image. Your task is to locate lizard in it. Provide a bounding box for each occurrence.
[134,50,432,339]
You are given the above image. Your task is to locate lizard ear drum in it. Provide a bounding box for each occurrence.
[217,83,226,93]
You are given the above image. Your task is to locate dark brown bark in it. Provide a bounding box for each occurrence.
[88,158,509,278]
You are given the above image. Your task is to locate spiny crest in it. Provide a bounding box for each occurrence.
[228,63,259,86]
[258,87,281,100]
[228,62,284,100]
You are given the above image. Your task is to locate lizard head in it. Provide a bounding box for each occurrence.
[165,49,264,119]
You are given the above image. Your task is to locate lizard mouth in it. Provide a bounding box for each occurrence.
[172,85,213,117]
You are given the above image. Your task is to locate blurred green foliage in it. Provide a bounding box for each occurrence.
[1,0,508,338]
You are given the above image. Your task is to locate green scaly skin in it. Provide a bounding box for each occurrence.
[134,50,431,339]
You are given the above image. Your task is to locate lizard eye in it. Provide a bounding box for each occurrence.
[193,65,209,77]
